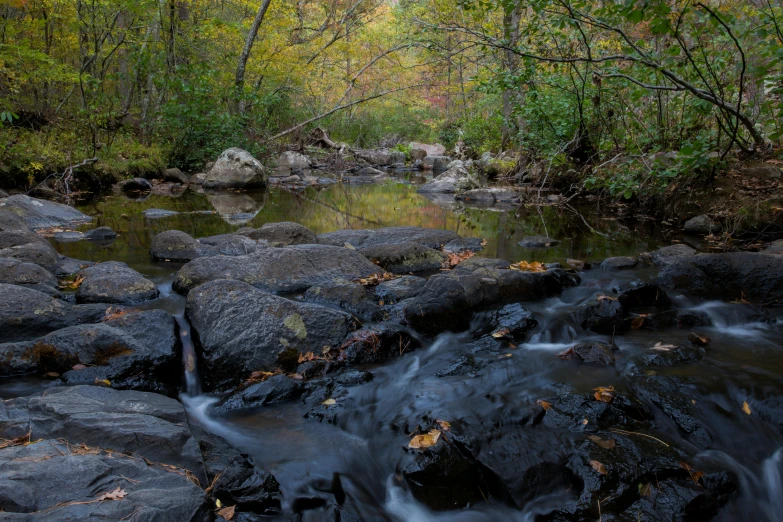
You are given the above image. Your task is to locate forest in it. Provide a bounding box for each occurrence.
[2,0,782,204]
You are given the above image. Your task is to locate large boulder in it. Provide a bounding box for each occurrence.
[317,226,460,250]
[164,167,190,184]
[417,166,479,194]
[196,233,258,256]
[203,148,267,189]
[0,284,106,343]
[0,257,58,291]
[355,149,391,166]
[360,241,447,274]
[0,239,60,272]
[0,441,210,521]
[649,244,697,266]
[240,222,317,246]
[657,252,783,304]
[303,279,382,320]
[422,155,452,171]
[117,177,153,193]
[173,244,383,294]
[409,142,446,157]
[0,310,180,394]
[684,214,721,235]
[0,195,92,230]
[76,262,158,304]
[187,280,356,389]
[576,297,626,334]
[150,230,203,262]
[0,386,208,485]
[277,151,311,171]
[374,275,425,303]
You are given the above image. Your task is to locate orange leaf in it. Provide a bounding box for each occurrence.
[217,505,236,520]
[742,401,752,415]
[537,399,552,411]
[408,429,441,449]
[587,435,616,449]
[590,460,607,474]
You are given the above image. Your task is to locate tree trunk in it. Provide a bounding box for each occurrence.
[234,0,273,114]
[501,4,522,149]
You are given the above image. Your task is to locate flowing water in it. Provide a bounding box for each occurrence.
[4,176,782,520]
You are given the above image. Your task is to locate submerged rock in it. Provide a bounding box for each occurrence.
[77,261,158,304]
[657,252,783,304]
[174,244,383,294]
[519,235,560,248]
[455,188,520,204]
[84,226,117,241]
[203,147,267,189]
[186,279,356,389]
[0,195,92,229]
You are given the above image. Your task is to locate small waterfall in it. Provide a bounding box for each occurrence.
[174,313,201,396]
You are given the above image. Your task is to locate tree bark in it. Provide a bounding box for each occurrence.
[234,0,273,114]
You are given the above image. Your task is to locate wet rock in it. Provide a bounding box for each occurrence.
[164,167,189,184]
[0,257,58,290]
[241,222,317,246]
[561,341,616,365]
[189,172,206,185]
[151,231,203,262]
[214,374,305,413]
[417,166,480,193]
[174,244,383,294]
[617,281,671,309]
[212,455,282,516]
[203,147,267,189]
[455,188,520,204]
[76,262,158,305]
[643,343,703,366]
[649,243,697,266]
[631,374,711,444]
[519,235,560,248]
[198,233,258,256]
[765,239,783,253]
[336,324,419,365]
[360,241,447,274]
[374,275,425,303]
[600,256,638,270]
[0,239,60,272]
[0,284,106,342]
[422,155,452,171]
[53,256,94,278]
[486,303,538,340]
[278,151,311,171]
[143,208,180,219]
[304,279,382,320]
[186,279,355,389]
[675,310,712,328]
[0,195,92,229]
[443,237,484,253]
[453,257,511,272]
[657,252,783,304]
[53,230,85,242]
[317,226,460,250]
[434,354,483,377]
[0,441,211,521]
[117,177,153,193]
[355,149,391,166]
[684,214,721,235]
[406,268,578,335]
[401,429,512,510]
[84,226,117,241]
[576,297,626,335]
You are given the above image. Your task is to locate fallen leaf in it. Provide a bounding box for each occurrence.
[94,378,111,387]
[742,401,752,415]
[593,386,615,403]
[408,429,441,449]
[355,273,396,287]
[588,435,616,449]
[491,328,511,339]
[72,364,88,371]
[590,460,607,474]
[441,250,476,269]
[96,487,126,501]
[596,294,618,301]
[638,482,653,498]
[58,274,85,291]
[688,332,711,346]
[217,505,235,521]
[679,461,705,484]
[216,499,223,508]
[537,400,552,411]
[344,242,356,250]
[510,260,547,272]
[436,420,451,431]
[582,418,589,425]
[557,347,575,360]
[322,399,336,406]
[652,342,678,351]
[0,432,36,449]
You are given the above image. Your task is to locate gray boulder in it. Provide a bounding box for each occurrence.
[456,188,519,204]
[203,148,267,189]
[0,239,59,272]
[240,222,317,246]
[355,149,391,166]
[649,244,698,266]
[84,226,117,241]
[417,166,479,194]
[0,284,106,342]
[422,155,452,171]
[360,241,447,274]
[277,151,311,170]
[0,195,92,229]
[0,257,58,290]
[189,172,206,185]
[766,239,783,253]
[213,374,305,413]
[304,279,382,320]
[77,262,158,304]
[684,215,721,235]
[600,256,638,270]
[519,235,560,248]
[117,177,153,193]
[0,441,210,521]
[657,252,783,304]
[186,279,356,389]
[164,167,189,184]
[374,276,425,304]
[0,385,207,485]
[151,230,202,262]
[197,233,258,256]
[174,244,383,294]
[409,142,446,157]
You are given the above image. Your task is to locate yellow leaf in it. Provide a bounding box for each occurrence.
[590,460,607,474]
[408,429,441,449]
[742,401,752,415]
[435,420,451,431]
[94,378,111,387]
[216,499,222,508]
[536,399,552,411]
[593,386,615,403]
[492,328,511,339]
[322,399,336,406]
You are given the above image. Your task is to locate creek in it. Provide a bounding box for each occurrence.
[2,176,782,520]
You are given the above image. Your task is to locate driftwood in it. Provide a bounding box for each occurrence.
[27,157,98,203]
